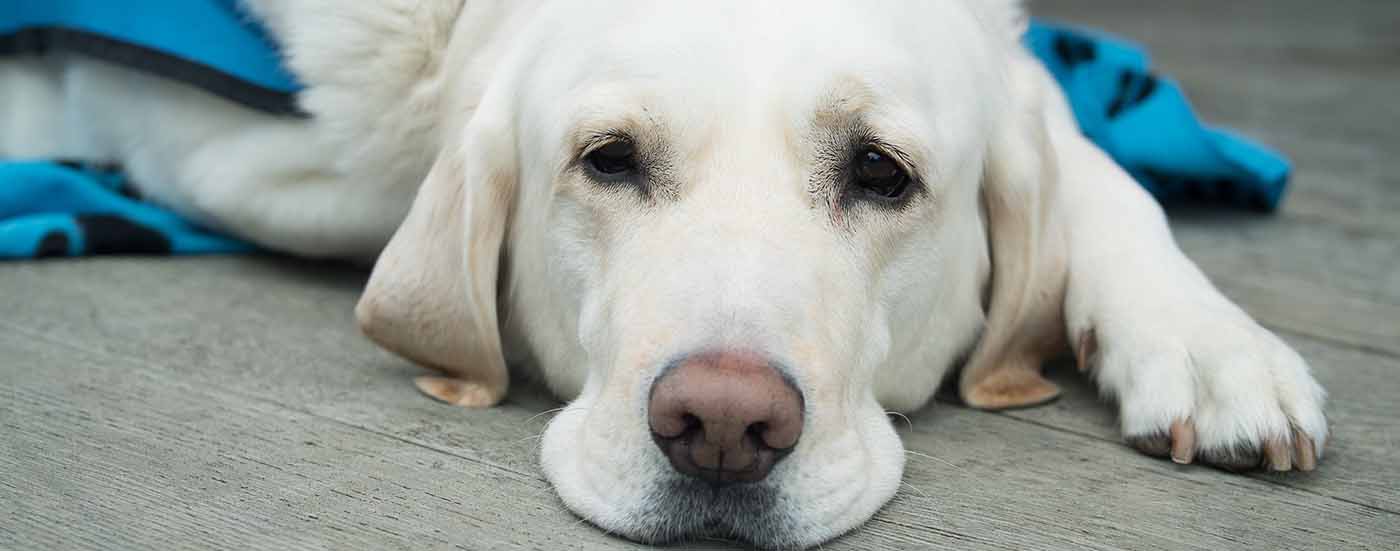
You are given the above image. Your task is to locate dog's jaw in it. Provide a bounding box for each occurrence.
[539,387,906,549]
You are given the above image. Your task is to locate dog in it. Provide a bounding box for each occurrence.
[0,1,1329,548]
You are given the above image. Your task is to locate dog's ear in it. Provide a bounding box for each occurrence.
[958,49,1068,411]
[355,110,514,408]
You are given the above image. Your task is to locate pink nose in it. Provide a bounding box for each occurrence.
[647,351,804,484]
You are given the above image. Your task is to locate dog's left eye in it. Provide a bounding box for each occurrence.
[585,140,638,177]
[853,149,913,201]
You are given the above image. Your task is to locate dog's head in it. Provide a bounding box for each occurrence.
[358,1,1058,548]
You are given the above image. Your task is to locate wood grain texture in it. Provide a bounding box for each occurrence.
[0,332,638,551]
[4,0,1399,549]
[4,291,1398,550]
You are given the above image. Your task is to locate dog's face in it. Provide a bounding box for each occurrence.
[361,1,1030,548]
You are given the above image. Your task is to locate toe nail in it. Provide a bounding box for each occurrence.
[1170,420,1196,464]
[1265,437,1292,471]
[1294,432,1318,472]
[1077,329,1098,373]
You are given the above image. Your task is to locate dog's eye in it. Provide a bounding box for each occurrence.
[853,149,913,201]
[585,140,638,177]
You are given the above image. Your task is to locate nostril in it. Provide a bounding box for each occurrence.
[748,421,791,451]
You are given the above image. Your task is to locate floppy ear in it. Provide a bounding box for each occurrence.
[355,113,515,408]
[957,48,1070,411]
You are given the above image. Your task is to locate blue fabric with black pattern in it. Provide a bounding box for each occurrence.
[1025,21,1292,211]
[0,162,254,258]
[0,13,1292,259]
[1,0,301,114]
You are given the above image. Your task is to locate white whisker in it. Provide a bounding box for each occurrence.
[901,481,932,500]
[905,449,960,470]
[523,407,569,425]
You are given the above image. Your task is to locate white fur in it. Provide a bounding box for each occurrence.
[0,1,1328,548]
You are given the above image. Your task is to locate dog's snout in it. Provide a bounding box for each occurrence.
[648,352,804,484]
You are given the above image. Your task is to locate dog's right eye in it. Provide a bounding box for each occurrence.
[852,148,913,202]
[585,140,638,177]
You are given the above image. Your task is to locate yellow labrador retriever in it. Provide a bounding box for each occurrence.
[1,1,1328,548]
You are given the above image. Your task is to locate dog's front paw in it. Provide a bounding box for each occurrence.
[1078,308,1328,472]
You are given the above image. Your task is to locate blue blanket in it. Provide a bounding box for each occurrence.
[0,6,1292,259]
[1024,22,1291,211]
[0,0,300,114]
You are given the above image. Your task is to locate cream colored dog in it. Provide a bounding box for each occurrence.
[0,1,1328,548]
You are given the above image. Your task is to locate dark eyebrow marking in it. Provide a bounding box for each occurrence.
[809,77,928,179]
[567,119,680,204]
[807,102,929,225]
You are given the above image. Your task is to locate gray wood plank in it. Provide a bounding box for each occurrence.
[5,316,1398,551]
[5,257,1399,550]
[0,333,641,551]
[892,403,1400,551]
[1175,214,1400,305]
[1211,276,1400,359]
[1174,216,1400,358]
[1036,0,1400,146]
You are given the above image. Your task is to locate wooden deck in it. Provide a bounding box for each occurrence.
[3,1,1397,549]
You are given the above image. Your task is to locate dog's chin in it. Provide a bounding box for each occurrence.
[539,400,907,549]
[623,477,802,548]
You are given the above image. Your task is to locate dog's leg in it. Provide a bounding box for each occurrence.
[42,57,418,260]
[0,57,86,159]
[1048,95,1327,471]
[168,128,416,260]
